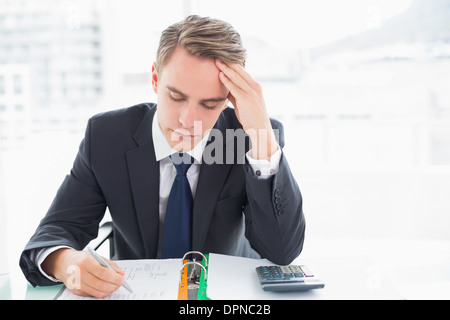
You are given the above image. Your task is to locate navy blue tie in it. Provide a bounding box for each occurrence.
[161,153,194,258]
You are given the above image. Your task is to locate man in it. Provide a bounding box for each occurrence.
[20,15,305,298]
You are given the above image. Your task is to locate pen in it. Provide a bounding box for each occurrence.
[87,247,133,293]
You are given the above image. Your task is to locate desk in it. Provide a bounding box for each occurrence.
[3,237,450,300]
[206,254,403,300]
[0,255,402,300]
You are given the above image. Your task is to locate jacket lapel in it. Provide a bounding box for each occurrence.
[125,106,160,258]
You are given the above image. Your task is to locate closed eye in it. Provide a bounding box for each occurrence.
[201,103,218,110]
[169,95,185,102]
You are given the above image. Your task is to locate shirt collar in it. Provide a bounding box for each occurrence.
[152,110,208,164]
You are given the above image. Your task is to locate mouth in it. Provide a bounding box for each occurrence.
[171,129,197,139]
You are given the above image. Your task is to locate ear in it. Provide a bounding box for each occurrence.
[151,62,158,94]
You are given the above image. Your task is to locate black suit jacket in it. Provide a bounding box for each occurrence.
[20,103,305,287]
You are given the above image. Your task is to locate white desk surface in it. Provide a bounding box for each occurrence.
[2,237,450,300]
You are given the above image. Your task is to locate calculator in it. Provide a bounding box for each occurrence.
[256,265,325,292]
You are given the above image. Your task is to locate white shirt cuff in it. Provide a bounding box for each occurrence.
[246,146,282,178]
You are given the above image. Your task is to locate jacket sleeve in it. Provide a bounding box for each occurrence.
[19,118,107,287]
[243,120,306,265]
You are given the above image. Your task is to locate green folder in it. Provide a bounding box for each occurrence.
[197,253,210,300]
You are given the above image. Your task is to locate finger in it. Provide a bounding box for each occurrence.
[84,256,125,287]
[65,268,121,298]
[217,61,264,102]
[219,71,244,100]
[77,281,116,299]
[106,259,125,276]
[227,91,237,108]
[223,62,257,88]
[90,263,125,286]
[216,60,251,93]
[81,285,111,299]
[83,271,123,298]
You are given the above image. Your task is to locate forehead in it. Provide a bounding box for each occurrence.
[160,47,227,98]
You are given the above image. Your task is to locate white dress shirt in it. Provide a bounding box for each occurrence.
[33,110,282,282]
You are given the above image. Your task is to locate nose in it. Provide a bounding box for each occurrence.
[179,102,196,129]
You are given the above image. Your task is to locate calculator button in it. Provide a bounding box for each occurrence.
[256,265,324,291]
[300,266,315,277]
[290,266,301,273]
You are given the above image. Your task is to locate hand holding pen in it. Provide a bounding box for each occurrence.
[41,247,132,298]
[88,247,133,294]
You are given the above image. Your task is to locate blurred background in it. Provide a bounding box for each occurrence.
[1,0,449,297]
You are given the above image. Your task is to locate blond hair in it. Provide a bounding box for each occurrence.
[156,15,246,75]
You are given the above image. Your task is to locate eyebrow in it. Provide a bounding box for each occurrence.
[167,86,228,103]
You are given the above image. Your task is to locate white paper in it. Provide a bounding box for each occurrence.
[57,259,182,300]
